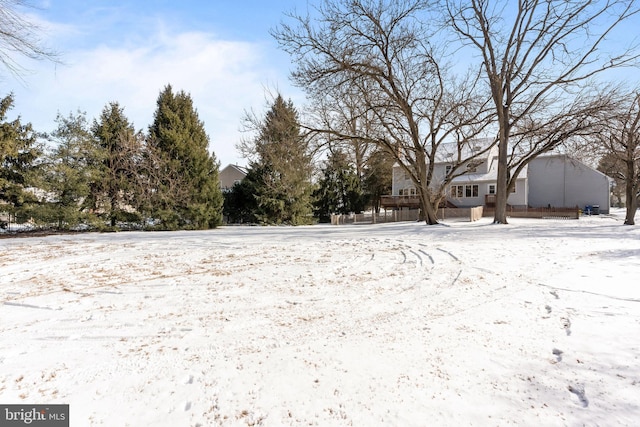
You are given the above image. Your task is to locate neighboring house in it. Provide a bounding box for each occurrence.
[219,164,247,192]
[385,143,611,214]
[527,154,611,213]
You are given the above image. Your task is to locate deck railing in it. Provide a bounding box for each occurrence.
[380,195,421,208]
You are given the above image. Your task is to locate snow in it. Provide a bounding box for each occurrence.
[1,210,639,426]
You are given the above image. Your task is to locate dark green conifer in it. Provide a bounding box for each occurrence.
[148,85,223,229]
[248,95,313,225]
[0,93,41,221]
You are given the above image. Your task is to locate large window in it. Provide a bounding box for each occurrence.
[451,184,478,198]
[399,188,416,196]
[487,183,515,195]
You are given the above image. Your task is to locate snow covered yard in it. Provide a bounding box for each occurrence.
[1,212,639,426]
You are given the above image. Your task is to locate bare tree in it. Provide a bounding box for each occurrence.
[0,0,58,77]
[446,0,640,223]
[273,0,494,224]
[598,89,640,225]
[306,78,375,180]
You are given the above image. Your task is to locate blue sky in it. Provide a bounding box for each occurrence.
[5,1,639,168]
[6,1,310,166]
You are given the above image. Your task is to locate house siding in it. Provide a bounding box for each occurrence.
[219,164,247,191]
[388,151,610,214]
[508,179,528,207]
[391,165,414,196]
[528,155,610,213]
[447,178,527,208]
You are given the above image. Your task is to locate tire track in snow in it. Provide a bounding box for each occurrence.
[436,247,460,262]
[419,249,434,265]
[409,250,424,267]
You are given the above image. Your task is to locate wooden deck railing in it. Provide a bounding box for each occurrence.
[380,195,421,208]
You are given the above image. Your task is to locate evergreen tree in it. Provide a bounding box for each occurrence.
[0,93,41,220]
[41,111,98,229]
[313,149,365,222]
[148,85,223,229]
[222,169,260,224]
[363,149,394,213]
[246,95,313,225]
[91,102,139,227]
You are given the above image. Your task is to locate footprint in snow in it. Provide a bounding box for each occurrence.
[562,317,572,336]
[552,348,563,362]
[568,384,589,407]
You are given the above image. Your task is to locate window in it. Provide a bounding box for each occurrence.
[451,184,478,198]
[445,165,452,175]
[466,160,481,173]
[487,184,515,194]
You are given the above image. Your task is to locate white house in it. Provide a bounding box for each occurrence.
[527,154,611,213]
[387,144,611,214]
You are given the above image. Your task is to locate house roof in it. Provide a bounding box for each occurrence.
[220,164,248,175]
[449,164,528,184]
[532,153,614,183]
[432,138,497,164]
[392,138,497,168]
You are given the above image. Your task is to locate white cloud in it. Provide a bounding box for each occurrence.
[9,24,302,167]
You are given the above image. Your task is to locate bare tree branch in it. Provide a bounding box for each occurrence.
[446,0,640,223]
[274,0,495,224]
[0,0,59,78]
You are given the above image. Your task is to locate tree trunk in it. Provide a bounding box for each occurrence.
[493,127,510,224]
[625,194,637,225]
[624,159,637,225]
[417,187,439,225]
[109,191,117,227]
[422,199,439,225]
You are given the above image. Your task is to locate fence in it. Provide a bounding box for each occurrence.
[483,206,580,219]
[330,209,420,225]
[330,205,580,225]
[437,206,484,222]
[331,206,484,225]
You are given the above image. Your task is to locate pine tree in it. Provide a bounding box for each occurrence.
[148,85,223,229]
[363,149,394,213]
[91,102,139,227]
[247,95,313,225]
[313,149,365,222]
[41,111,98,229]
[222,169,260,224]
[0,93,41,221]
